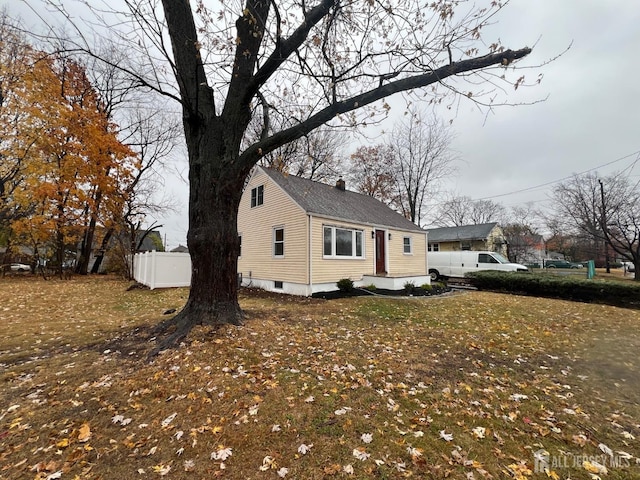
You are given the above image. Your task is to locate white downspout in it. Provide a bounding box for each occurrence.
[308,214,313,296]
[425,231,430,283]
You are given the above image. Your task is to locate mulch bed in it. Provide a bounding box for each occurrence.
[312,285,451,300]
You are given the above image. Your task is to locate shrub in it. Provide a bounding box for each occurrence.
[363,284,377,291]
[337,278,354,292]
[420,283,433,292]
[465,271,640,309]
[403,281,416,294]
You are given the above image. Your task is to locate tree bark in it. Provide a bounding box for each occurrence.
[77,214,97,274]
[90,228,113,273]
[150,164,245,354]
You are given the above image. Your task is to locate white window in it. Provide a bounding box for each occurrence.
[403,236,412,254]
[323,226,364,259]
[428,243,439,252]
[251,185,264,207]
[273,227,284,257]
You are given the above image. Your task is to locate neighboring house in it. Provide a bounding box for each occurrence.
[134,230,164,252]
[425,222,508,256]
[170,244,189,253]
[87,228,164,273]
[237,167,430,296]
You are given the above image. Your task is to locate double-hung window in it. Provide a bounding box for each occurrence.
[273,227,284,257]
[251,185,264,207]
[323,226,364,259]
[403,236,412,254]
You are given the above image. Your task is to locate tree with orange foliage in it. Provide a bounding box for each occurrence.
[0,14,43,227]
[9,52,136,275]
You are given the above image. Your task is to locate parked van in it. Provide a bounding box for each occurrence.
[428,251,528,280]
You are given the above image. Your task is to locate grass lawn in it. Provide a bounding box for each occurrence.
[1,276,639,479]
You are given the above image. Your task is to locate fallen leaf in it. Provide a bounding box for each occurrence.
[361,433,373,444]
[277,467,289,477]
[161,413,177,428]
[298,443,313,455]
[440,430,454,442]
[353,447,370,461]
[77,423,91,443]
[583,460,607,475]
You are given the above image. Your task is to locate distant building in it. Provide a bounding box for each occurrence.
[425,222,507,256]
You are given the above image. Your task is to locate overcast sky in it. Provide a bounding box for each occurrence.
[6,0,640,249]
[431,0,640,219]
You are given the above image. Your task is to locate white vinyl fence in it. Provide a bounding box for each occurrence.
[133,251,191,289]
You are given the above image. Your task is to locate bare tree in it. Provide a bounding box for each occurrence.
[551,171,640,279]
[258,127,348,182]
[388,110,456,225]
[32,0,535,348]
[436,195,505,226]
[348,144,397,204]
[501,204,543,264]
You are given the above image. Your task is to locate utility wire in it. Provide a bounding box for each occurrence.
[474,149,640,201]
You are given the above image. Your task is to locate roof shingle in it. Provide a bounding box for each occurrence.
[425,223,498,242]
[259,167,424,232]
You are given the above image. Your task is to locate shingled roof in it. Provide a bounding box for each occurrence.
[259,167,424,232]
[425,222,499,242]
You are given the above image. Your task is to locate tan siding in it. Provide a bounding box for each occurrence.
[311,221,427,283]
[432,226,506,255]
[238,170,308,284]
[436,240,487,251]
[434,241,456,251]
[487,226,508,256]
[387,230,428,277]
[311,219,375,283]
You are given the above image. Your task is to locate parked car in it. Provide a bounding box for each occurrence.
[543,259,583,269]
[622,262,636,273]
[10,263,31,272]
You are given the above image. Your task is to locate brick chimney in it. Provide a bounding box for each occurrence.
[335,177,346,191]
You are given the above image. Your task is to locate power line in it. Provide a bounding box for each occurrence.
[474,149,640,201]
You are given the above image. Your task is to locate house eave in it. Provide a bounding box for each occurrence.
[308,212,425,234]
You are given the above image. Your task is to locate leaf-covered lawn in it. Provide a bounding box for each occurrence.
[1,276,639,479]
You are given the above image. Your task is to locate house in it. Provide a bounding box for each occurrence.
[237,167,430,296]
[425,222,507,256]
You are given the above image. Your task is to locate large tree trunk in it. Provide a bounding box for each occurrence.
[151,134,247,353]
[183,178,244,325]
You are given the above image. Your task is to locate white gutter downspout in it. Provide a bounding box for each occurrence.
[308,214,313,296]
[425,231,429,283]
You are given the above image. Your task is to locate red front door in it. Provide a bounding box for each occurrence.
[375,230,386,275]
